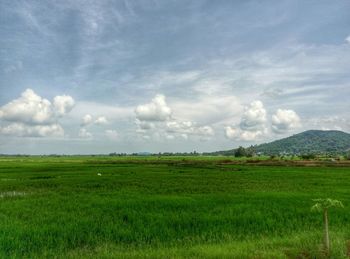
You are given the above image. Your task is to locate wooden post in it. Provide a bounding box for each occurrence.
[323,208,330,255]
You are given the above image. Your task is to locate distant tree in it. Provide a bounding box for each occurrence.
[311,198,344,255]
[346,151,350,160]
[234,146,247,157]
[245,145,256,157]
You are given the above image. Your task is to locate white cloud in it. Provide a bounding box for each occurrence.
[225,125,266,141]
[81,114,108,126]
[166,121,193,133]
[166,120,214,137]
[134,94,216,140]
[0,89,74,138]
[135,94,172,121]
[0,89,54,125]
[225,101,302,141]
[240,100,267,131]
[78,128,92,139]
[105,129,118,140]
[271,109,301,133]
[240,129,266,141]
[225,102,302,141]
[94,116,108,125]
[224,126,238,140]
[224,100,269,141]
[1,123,64,137]
[81,114,93,126]
[0,89,75,124]
[53,95,75,116]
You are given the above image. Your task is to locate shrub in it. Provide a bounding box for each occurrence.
[234,146,247,157]
[301,154,316,160]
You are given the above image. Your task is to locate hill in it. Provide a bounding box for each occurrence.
[255,130,350,155]
[208,130,350,156]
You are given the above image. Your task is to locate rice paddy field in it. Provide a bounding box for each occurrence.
[1,156,350,258]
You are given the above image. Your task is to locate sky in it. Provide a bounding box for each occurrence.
[0,0,350,154]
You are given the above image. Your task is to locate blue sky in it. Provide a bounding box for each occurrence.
[0,0,350,154]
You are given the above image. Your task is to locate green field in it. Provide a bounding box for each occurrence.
[0,156,350,258]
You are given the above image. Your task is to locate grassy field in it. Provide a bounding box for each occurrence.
[0,156,350,258]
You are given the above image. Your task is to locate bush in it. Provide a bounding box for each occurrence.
[234,146,247,157]
[301,154,316,160]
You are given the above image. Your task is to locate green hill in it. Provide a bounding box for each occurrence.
[256,130,350,155]
[207,130,350,156]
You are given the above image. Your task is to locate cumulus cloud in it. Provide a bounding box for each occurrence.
[0,89,54,125]
[0,89,74,137]
[1,123,64,137]
[224,126,238,140]
[136,118,214,141]
[166,121,193,133]
[224,100,268,141]
[134,94,214,141]
[78,128,92,139]
[225,101,301,141]
[81,114,108,126]
[225,125,266,141]
[94,116,108,125]
[135,94,172,121]
[240,129,266,141]
[272,109,301,133]
[225,100,272,141]
[166,120,214,137]
[81,114,93,126]
[0,89,75,124]
[53,95,75,116]
[240,100,267,131]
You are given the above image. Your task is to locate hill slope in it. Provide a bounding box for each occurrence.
[255,130,350,155]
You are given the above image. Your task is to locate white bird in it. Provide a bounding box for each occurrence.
[97,173,102,176]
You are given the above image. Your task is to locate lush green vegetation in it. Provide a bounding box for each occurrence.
[256,130,350,155]
[1,156,350,258]
[208,130,350,157]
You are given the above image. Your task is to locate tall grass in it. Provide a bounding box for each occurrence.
[0,156,349,258]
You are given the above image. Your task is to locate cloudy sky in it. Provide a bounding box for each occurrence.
[0,0,350,154]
